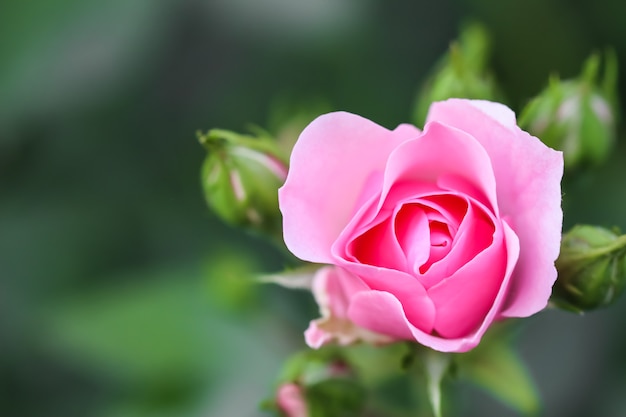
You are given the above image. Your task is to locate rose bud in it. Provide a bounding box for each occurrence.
[198,128,288,238]
[413,22,501,126]
[271,356,365,417]
[552,225,626,312]
[280,99,563,353]
[276,383,309,417]
[519,51,618,170]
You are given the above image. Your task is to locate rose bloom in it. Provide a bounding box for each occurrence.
[279,99,563,352]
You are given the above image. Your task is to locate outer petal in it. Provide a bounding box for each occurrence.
[279,112,420,263]
[380,122,499,215]
[347,291,473,351]
[427,223,507,338]
[347,291,414,341]
[304,266,392,348]
[337,260,436,333]
[426,99,563,317]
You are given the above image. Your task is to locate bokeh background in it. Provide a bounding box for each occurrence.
[3,0,626,416]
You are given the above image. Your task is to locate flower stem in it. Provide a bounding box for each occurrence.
[424,350,451,417]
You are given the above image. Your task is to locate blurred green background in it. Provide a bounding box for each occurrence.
[2,0,626,416]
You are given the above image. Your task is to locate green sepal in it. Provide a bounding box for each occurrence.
[258,264,323,290]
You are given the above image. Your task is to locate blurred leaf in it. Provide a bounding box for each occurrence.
[372,373,419,416]
[41,260,292,417]
[307,378,366,417]
[0,0,166,134]
[41,265,221,417]
[45,267,214,378]
[347,343,426,416]
[205,249,261,313]
[456,328,540,416]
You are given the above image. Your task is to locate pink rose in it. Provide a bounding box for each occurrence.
[276,383,308,417]
[279,99,563,352]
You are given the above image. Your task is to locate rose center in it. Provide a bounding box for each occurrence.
[392,203,458,276]
[345,191,495,286]
[419,220,452,274]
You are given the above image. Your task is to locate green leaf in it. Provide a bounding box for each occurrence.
[41,262,289,417]
[40,267,215,417]
[457,335,540,416]
[205,249,260,313]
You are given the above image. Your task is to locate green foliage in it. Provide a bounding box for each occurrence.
[35,261,291,417]
[307,378,366,417]
[46,270,211,376]
[456,325,540,416]
[41,267,214,416]
[205,250,261,314]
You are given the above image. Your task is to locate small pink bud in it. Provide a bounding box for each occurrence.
[276,383,308,417]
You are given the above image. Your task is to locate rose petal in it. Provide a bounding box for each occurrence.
[427,223,506,338]
[333,181,443,274]
[347,221,520,352]
[346,290,473,352]
[321,266,370,318]
[394,204,431,274]
[305,266,391,348]
[279,112,420,263]
[347,212,408,272]
[379,122,499,216]
[347,291,415,340]
[418,194,467,235]
[420,197,494,288]
[304,321,333,349]
[426,99,563,316]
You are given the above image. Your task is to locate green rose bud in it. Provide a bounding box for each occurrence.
[413,22,502,127]
[519,51,618,170]
[552,225,626,312]
[198,128,288,239]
